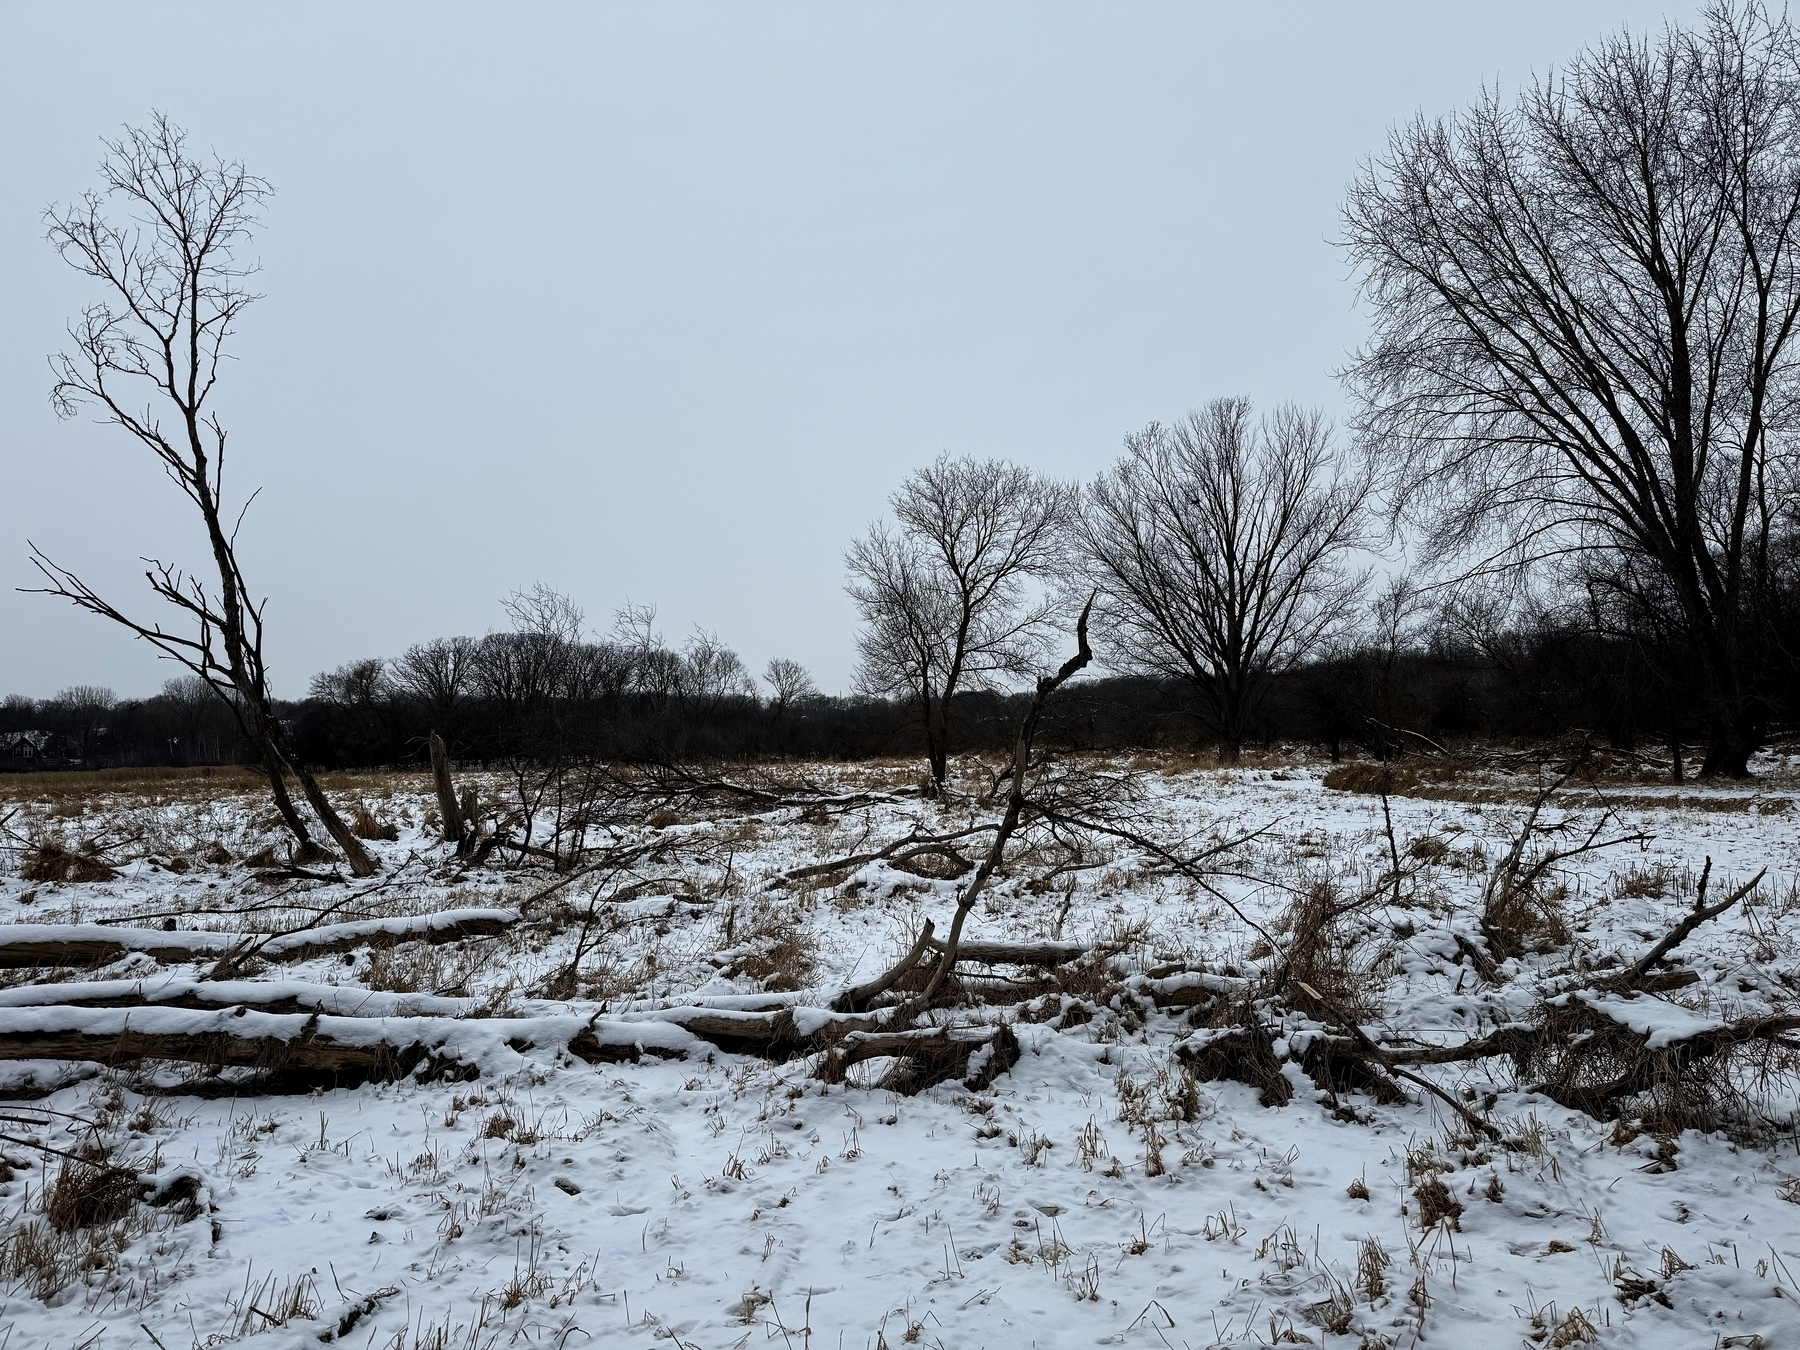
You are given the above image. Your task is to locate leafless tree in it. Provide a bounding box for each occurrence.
[502,583,585,648]
[308,658,388,708]
[27,114,375,872]
[679,628,755,716]
[1073,400,1371,760]
[1344,2,1800,776]
[389,636,477,732]
[846,455,1072,794]
[763,657,819,719]
[52,686,116,763]
[159,674,220,763]
[613,604,683,713]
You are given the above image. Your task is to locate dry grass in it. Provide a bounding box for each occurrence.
[351,801,399,841]
[44,1153,138,1231]
[1412,1175,1463,1231]
[0,765,267,805]
[723,902,819,991]
[20,839,119,883]
[1483,875,1572,959]
[0,1132,167,1303]
[1275,878,1382,1022]
[1612,864,1671,900]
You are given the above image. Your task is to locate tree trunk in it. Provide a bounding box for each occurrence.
[1700,723,1756,779]
[429,731,464,846]
[256,740,323,862]
[286,755,378,875]
[923,694,950,795]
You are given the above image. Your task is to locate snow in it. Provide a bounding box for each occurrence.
[1574,991,1729,1048]
[0,754,1797,1348]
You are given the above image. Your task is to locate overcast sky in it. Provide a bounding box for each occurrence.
[1,0,1709,701]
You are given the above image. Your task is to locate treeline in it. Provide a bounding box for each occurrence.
[285,597,1800,774]
[11,599,1784,777]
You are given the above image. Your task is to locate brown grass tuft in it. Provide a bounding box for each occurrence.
[1413,1176,1463,1230]
[351,802,398,841]
[20,840,117,884]
[44,1153,137,1232]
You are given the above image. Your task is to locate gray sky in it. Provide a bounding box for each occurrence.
[1,0,1707,700]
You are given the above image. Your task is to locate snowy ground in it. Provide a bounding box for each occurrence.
[1,751,1799,1350]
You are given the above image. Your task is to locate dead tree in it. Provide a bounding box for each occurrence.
[428,731,465,848]
[1344,3,1800,776]
[846,455,1071,795]
[1073,400,1370,761]
[30,114,375,875]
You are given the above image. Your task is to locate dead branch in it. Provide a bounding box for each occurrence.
[831,920,936,1013]
[1610,858,1765,991]
[904,597,1095,1011]
[776,825,998,884]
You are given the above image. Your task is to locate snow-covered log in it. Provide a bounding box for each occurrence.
[0,908,520,968]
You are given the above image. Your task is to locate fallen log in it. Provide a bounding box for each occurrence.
[0,909,520,969]
[923,936,1091,967]
[1127,968,1253,1008]
[0,1005,698,1082]
[817,1022,1020,1094]
[0,977,475,1019]
[831,920,935,1013]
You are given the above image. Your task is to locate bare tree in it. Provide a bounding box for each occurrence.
[159,674,216,762]
[679,629,755,717]
[52,686,116,763]
[1344,2,1800,777]
[846,456,1071,794]
[1073,400,1371,761]
[613,604,682,714]
[389,636,477,733]
[27,114,376,872]
[763,657,819,719]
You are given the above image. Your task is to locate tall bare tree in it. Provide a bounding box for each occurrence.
[389,636,477,734]
[1344,2,1800,777]
[762,657,819,720]
[846,455,1071,794]
[1073,400,1371,761]
[28,113,376,872]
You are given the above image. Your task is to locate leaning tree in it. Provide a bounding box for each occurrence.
[1345,2,1800,776]
[30,114,376,873]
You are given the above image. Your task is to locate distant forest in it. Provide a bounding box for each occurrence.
[8,600,1791,780]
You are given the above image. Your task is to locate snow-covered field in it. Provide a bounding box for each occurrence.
[2,752,1799,1350]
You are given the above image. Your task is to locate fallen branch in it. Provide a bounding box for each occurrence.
[831,920,935,1013]
[777,826,997,885]
[1610,858,1764,992]
[923,936,1092,967]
